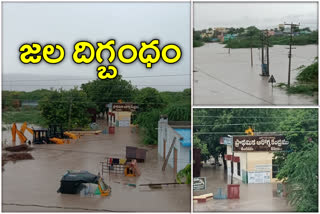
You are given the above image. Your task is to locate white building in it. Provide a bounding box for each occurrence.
[158,116,191,173]
[223,135,289,184]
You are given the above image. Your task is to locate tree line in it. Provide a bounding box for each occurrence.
[2,75,191,145]
[194,26,318,48]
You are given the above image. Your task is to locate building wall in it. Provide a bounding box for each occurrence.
[227,145,247,182]
[115,111,131,127]
[247,152,273,184]
[227,144,276,184]
[158,118,190,173]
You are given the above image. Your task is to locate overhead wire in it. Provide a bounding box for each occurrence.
[195,68,274,105]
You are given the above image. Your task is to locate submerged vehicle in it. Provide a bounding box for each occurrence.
[57,170,111,196]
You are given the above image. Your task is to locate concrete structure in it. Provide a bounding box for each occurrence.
[226,146,276,184]
[278,24,285,31]
[267,30,275,36]
[224,135,288,184]
[214,27,228,34]
[106,103,138,127]
[158,116,191,173]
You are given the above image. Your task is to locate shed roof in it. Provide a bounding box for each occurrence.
[174,128,191,147]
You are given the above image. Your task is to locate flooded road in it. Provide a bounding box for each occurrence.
[2,124,190,212]
[193,164,293,212]
[194,43,317,105]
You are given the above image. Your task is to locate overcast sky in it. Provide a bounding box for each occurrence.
[194,2,318,30]
[2,2,190,92]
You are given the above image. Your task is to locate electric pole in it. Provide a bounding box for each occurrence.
[260,32,265,74]
[250,48,253,67]
[260,30,270,76]
[265,30,270,77]
[284,22,299,87]
[250,36,253,67]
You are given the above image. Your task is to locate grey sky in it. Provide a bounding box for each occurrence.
[2,2,190,92]
[194,2,318,30]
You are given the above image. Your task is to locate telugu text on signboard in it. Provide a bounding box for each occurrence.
[233,136,289,152]
[112,103,138,112]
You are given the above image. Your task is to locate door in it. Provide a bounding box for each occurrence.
[163,140,166,159]
[174,148,178,173]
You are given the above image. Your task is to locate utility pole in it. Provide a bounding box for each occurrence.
[250,47,253,67]
[265,30,270,76]
[68,98,73,131]
[260,32,265,74]
[284,22,299,87]
[250,36,253,67]
[260,30,270,76]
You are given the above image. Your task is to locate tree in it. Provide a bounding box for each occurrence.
[273,109,318,173]
[39,88,94,129]
[133,88,190,145]
[301,27,311,32]
[134,108,161,145]
[238,27,245,34]
[277,143,318,212]
[176,164,191,184]
[81,75,136,113]
[228,27,236,34]
[134,87,164,113]
[246,26,260,37]
[193,136,210,162]
[164,104,190,121]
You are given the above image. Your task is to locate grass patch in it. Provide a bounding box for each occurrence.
[277,82,317,96]
[287,84,318,96]
[277,58,318,103]
[2,108,46,126]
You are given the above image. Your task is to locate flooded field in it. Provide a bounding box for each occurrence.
[2,125,190,212]
[194,43,317,105]
[193,164,293,212]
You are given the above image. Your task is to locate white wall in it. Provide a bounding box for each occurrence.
[158,119,190,173]
[226,145,247,182]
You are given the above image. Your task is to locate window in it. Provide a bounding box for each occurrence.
[237,162,241,176]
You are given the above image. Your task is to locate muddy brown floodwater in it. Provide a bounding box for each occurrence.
[193,164,293,212]
[2,126,190,212]
[194,43,317,105]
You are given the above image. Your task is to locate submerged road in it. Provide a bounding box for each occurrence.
[193,164,293,212]
[194,43,317,105]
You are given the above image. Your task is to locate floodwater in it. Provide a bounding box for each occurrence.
[194,43,318,105]
[2,123,190,212]
[193,164,293,212]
